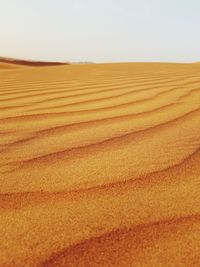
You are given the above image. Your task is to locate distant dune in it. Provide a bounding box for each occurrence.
[0,56,69,68]
[0,62,200,266]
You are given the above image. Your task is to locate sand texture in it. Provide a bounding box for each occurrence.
[0,62,200,266]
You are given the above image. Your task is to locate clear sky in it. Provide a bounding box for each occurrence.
[0,0,200,63]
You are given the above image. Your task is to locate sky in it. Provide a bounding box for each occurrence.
[0,0,200,63]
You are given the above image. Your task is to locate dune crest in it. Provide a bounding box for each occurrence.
[0,62,200,266]
[0,56,68,68]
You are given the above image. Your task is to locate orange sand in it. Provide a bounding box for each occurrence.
[0,62,200,266]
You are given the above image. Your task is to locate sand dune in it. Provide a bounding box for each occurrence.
[0,62,200,266]
[0,56,68,68]
[0,62,23,70]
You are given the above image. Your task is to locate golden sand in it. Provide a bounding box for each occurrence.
[0,62,200,266]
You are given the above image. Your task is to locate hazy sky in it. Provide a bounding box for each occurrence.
[0,0,200,63]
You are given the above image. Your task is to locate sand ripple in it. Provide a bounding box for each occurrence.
[0,62,200,266]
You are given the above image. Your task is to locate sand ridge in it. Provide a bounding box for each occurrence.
[0,62,200,266]
[0,57,68,68]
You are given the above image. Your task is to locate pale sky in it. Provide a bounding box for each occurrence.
[0,0,200,63]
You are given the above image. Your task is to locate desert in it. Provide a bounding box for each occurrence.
[0,60,200,266]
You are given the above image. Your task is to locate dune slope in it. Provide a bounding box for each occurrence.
[0,56,68,68]
[0,62,200,267]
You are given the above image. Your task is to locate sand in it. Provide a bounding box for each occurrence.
[0,62,200,266]
[0,57,68,67]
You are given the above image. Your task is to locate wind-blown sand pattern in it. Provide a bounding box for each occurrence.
[0,62,200,266]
